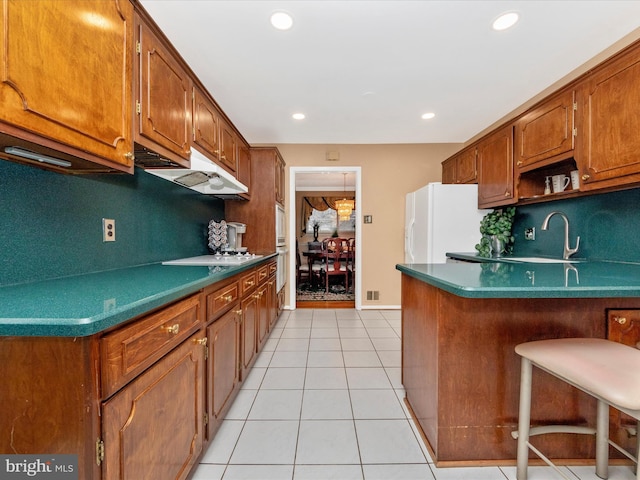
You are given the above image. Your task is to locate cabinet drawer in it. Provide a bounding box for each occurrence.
[206,281,239,321]
[240,272,257,296]
[257,265,270,283]
[101,294,202,398]
[269,261,277,277]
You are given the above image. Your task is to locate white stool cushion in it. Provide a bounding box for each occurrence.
[516,338,640,414]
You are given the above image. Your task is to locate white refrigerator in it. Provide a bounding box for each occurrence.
[404,182,489,263]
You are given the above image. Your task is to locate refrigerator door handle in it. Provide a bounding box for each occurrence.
[407,220,415,262]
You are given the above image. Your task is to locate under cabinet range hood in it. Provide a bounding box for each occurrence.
[143,147,248,196]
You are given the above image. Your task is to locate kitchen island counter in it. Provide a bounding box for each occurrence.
[0,254,276,337]
[396,260,640,466]
[397,258,640,299]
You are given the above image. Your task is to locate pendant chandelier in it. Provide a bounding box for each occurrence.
[335,173,354,221]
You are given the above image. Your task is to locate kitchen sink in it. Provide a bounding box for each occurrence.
[163,254,263,266]
[505,256,583,264]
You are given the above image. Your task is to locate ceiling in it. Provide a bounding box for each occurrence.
[140,0,640,147]
[295,171,355,191]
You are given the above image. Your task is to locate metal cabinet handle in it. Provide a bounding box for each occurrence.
[582,174,590,181]
[613,316,627,325]
[194,337,208,346]
[163,323,180,335]
[224,294,234,303]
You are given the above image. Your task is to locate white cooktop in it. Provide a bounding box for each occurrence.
[162,254,263,266]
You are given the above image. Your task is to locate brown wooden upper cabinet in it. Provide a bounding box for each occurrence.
[576,43,640,191]
[219,117,238,174]
[442,146,477,184]
[0,0,134,173]
[275,152,286,206]
[514,88,575,170]
[193,86,221,162]
[237,140,252,198]
[135,13,192,166]
[477,125,515,208]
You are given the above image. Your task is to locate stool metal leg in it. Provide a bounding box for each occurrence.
[596,399,609,479]
[517,357,533,480]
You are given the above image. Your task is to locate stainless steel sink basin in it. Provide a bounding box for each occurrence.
[505,256,583,264]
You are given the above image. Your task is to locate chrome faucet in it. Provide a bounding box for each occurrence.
[541,211,580,260]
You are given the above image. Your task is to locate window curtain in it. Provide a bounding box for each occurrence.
[300,196,355,233]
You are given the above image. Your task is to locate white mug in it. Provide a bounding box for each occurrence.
[570,170,580,190]
[551,174,570,193]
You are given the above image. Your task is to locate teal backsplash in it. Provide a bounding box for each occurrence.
[0,159,224,286]
[512,188,640,262]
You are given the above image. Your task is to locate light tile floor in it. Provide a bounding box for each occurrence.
[191,309,637,480]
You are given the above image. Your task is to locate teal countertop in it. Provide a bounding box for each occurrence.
[396,257,640,299]
[0,254,276,337]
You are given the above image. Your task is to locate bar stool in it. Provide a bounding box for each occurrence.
[513,338,640,480]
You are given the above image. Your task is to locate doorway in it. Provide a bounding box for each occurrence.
[288,166,362,310]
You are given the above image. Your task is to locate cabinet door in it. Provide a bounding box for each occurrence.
[607,309,640,456]
[192,86,220,161]
[207,309,240,437]
[102,332,205,480]
[237,141,252,196]
[275,152,286,206]
[268,276,278,329]
[441,157,456,184]
[136,17,191,164]
[514,89,575,169]
[240,294,257,379]
[577,45,640,190]
[219,118,237,173]
[257,282,270,348]
[0,0,134,172]
[456,147,477,184]
[477,125,515,208]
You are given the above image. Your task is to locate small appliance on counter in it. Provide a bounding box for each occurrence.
[208,219,227,253]
[225,222,247,253]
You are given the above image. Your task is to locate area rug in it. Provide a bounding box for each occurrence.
[296,282,355,302]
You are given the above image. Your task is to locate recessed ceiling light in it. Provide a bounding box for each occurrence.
[292,113,305,120]
[421,112,436,120]
[270,11,293,30]
[492,12,519,31]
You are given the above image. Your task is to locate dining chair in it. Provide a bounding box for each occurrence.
[322,239,349,293]
[296,240,322,286]
[346,238,355,292]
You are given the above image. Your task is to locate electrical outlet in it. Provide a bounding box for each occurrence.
[103,218,116,242]
[524,227,535,240]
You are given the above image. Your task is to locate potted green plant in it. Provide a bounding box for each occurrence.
[475,206,516,257]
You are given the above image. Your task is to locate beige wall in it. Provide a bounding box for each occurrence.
[275,143,462,308]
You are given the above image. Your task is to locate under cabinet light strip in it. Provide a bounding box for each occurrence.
[4,146,72,168]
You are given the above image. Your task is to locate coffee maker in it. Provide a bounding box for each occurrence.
[225,222,247,252]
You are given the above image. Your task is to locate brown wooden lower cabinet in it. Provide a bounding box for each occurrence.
[241,292,258,379]
[607,309,640,457]
[207,308,241,437]
[401,273,640,466]
[102,331,205,480]
[0,259,278,480]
